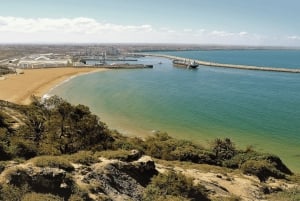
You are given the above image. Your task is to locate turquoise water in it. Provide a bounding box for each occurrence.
[50,51,300,172]
[156,50,300,69]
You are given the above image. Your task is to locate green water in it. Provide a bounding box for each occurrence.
[50,53,300,172]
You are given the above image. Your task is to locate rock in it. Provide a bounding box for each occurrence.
[80,155,157,201]
[120,156,158,186]
[5,166,73,200]
[84,163,144,201]
[127,149,142,161]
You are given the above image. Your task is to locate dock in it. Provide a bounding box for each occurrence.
[75,64,153,69]
[131,53,300,73]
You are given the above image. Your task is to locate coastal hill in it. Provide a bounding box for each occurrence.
[0,96,299,201]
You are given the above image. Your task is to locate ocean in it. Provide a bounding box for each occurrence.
[49,50,300,172]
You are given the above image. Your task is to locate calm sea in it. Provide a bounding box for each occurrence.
[50,50,300,172]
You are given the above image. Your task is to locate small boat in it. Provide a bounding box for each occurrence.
[187,60,199,68]
[145,64,153,68]
[173,59,199,68]
[158,62,162,64]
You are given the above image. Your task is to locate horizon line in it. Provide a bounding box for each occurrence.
[0,42,300,49]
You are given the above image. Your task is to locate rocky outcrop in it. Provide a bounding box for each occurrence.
[79,156,157,201]
[0,155,298,201]
[2,165,73,200]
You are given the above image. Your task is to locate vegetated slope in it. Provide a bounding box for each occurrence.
[0,97,299,201]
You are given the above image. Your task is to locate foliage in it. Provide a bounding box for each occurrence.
[240,159,285,182]
[143,171,209,201]
[223,150,292,181]
[0,161,7,174]
[212,195,241,201]
[31,156,74,172]
[0,184,29,201]
[9,137,37,159]
[266,187,300,201]
[141,132,216,164]
[0,111,9,129]
[22,192,63,201]
[0,142,11,161]
[212,138,236,164]
[68,185,92,201]
[68,151,99,165]
[11,96,114,156]
[95,150,132,161]
[112,131,145,151]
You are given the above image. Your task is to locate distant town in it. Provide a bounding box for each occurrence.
[1,44,300,76]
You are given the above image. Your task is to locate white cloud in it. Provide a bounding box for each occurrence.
[0,16,298,46]
[0,16,152,34]
[211,30,234,37]
[239,31,248,36]
[183,28,192,32]
[288,35,300,40]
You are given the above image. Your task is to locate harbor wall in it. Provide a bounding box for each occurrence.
[132,53,300,73]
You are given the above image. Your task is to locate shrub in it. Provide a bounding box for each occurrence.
[143,171,209,201]
[0,184,29,201]
[240,159,285,182]
[31,156,74,172]
[222,151,259,169]
[68,151,99,165]
[223,151,292,181]
[0,142,11,160]
[212,138,236,164]
[212,195,241,201]
[95,150,132,161]
[22,192,63,201]
[266,187,300,201]
[143,133,209,163]
[9,138,37,159]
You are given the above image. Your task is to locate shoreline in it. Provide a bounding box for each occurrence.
[0,67,107,105]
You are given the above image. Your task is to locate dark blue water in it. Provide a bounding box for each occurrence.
[51,50,300,172]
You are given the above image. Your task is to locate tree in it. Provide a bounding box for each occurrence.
[41,97,113,154]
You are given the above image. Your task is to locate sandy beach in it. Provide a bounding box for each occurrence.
[0,67,106,105]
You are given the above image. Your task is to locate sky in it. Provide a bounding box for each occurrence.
[0,0,300,46]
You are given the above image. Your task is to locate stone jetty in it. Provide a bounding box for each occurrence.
[132,53,300,73]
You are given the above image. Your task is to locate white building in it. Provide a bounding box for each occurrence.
[17,54,72,68]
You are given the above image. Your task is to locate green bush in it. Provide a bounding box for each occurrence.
[222,151,259,168]
[31,156,74,172]
[153,195,190,201]
[212,195,241,201]
[0,184,29,201]
[143,133,213,164]
[9,138,37,159]
[212,138,236,164]
[143,171,209,201]
[22,192,63,201]
[240,159,285,182]
[68,151,99,165]
[95,150,131,161]
[266,187,300,201]
[0,142,11,160]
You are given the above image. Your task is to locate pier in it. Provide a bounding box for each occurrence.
[75,64,153,69]
[131,53,300,73]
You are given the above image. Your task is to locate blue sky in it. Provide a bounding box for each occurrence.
[0,0,300,46]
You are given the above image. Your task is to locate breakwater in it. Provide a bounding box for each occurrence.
[132,53,300,73]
